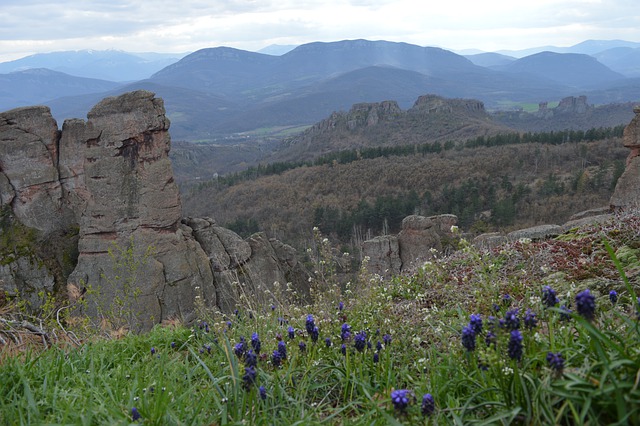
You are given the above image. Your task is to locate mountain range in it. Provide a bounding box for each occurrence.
[1,39,639,140]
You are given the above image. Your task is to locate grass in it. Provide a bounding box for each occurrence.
[1,211,640,424]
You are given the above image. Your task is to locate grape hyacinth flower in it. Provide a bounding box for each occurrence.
[171,341,176,349]
[305,314,316,334]
[341,323,352,341]
[461,325,476,352]
[469,313,483,334]
[244,349,257,368]
[542,285,559,308]
[524,309,538,330]
[277,340,287,360]
[576,289,596,321]
[383,334,392,346]
[502,294,512,305]
[338,301,344,311]
[390,389,413,411]
[271,350,282,367]
[485,331,497,348]
[508,330,523,361]
[131,407,141,422]
[288,326,295,340]
[560,304,572,322]
[150,347,156,355]
[609,290,618,305]
[373,352,379,363]
[299,341,307,353]
[242,366,256,390]
[354,331,367,352]
[546,351,564,375]
[341,343,347,355]
[311,326,319,343]
[251,332,261,354]
[234,340,246,359]
[259,385,267,400]
[421,393,435,416]
[325,337,332,348]
[376,340,383,351]
[504,309,520,330]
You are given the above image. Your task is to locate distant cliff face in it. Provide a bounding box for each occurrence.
[0,91,308,330]
[610,105,640,210]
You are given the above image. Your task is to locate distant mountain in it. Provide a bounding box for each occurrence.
[0,50,185,82]
[594,47,640,77]
[0,68,121,112]
[257,44,298,55]
[496,39,640,58]
[496,52,625,89]
[464,52,516,68]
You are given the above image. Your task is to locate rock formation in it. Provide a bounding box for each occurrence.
[0,91,309,330]
[610,105,640,210]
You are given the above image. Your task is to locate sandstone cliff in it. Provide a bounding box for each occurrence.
[610,105,640,210]
[0,91,308,330]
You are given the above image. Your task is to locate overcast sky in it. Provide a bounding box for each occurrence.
[1,0,639,62]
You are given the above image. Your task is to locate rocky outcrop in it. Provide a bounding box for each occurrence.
[305,100,402,135]
[363,214,458,276]
[0,91,309,330]
[410,95,485,115]
[610,105,640,210]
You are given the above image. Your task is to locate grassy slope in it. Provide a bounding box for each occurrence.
[1,212,639,424]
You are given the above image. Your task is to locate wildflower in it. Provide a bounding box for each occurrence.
[271,304,276,311]
[277,340,287,360]
[383,334,392,346]
[493,303,501,312]
[421,393,435,416]
[609,290,618,305]
[225,321,231,329]
[461,325,476,352]
[150,347,156,355]
[354,331,367,352]
[390,389,413,411]
[340,343,347,355]
[485,331,496,348]
[338,301,344,311]
[203,344,211,354]
[259,385,267,400]
[244,349,258,368]
[469,313,483,334]
[288,326,295,340]
[502,294,512,305]
[271,350,282,367]
[311,326,319,343]
[546,352,564,375]
[325,337,332,348]
[373,353,379,363]
[576,289,596,321]
[170,342,176,349]
[507,330,523,361]
[504,309,520,330]
[299,341,307,353]
[376,340,383,351]
[305,314,316,334]
[131,407,141,422]
[234,309,239,317]
[523,309,538,330]
[234,340,246,359]
[559,304,572,322]
[542,286,559,308]
[251,332,261,354]
[341,323,352,341]
[242,366,256,390]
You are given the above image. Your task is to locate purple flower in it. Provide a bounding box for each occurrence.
[542,286,559,308]
[242,366,256,390]
[504,309,520,330]
[576,289,596,321]
[311,326,319,343]
[259,385,267,400]
[325,337,332,348]
[502,294,512,305]
[390,389,413,411]
[245,349,257,368]
[271,350,282,367]
[354,331,367,352]
[609,290,618,305]
[373,352,379,363]
[234,340,246,359]
[508,330,523,361]
[376,340,383,351]
[131,407,141,421]
[170,341,176,349]
[546,352,564,374]
[341,323,352,341]
[383,334,392,346]
[469,314,482,334]
[461,325,476,352]
[340,343,347,355]
[288,326,295,340]
[338,301,344,311]
[299,341,307,353]
[485,331,496,348]
[271,304,276,311]
[305,314,316,334]
[524,309,538,330]
[203,344,211,354]
[277,340,287,360]
[559,304,572,322]
[225,321,231,330]
[251,332,261,354]
[421,393,435,416]
[150,347,156,355]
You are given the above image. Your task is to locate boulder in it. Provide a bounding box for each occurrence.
[361,235,401,276]
[507,225,563,241]
[611,105,640,210]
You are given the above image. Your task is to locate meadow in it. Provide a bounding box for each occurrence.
[1,211,639,425]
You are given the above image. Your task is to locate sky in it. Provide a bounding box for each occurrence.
[1,0,639,62]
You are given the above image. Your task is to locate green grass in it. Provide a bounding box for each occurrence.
[1,213,640,424]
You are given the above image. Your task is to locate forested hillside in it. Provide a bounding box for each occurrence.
[182,128,627,249]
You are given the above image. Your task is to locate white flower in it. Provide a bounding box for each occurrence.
[502,366,514,376]
[450,225,459,234]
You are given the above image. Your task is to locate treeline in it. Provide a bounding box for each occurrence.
[199,125,625,189]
